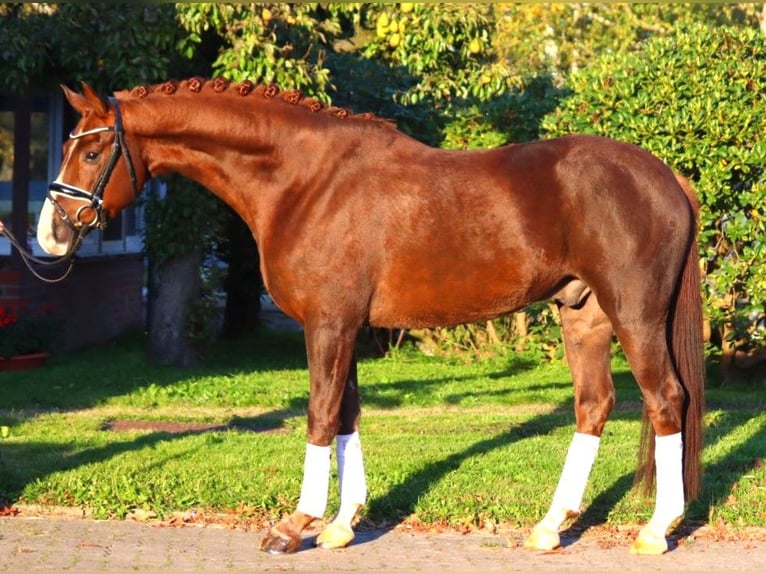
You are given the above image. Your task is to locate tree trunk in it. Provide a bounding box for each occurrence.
[146,250,202,366]
[222,211,262,338]
[485,320,501,345]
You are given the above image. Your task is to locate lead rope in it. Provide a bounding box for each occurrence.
[0,221,82,283]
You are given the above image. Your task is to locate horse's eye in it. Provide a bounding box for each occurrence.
[84,151,100,162]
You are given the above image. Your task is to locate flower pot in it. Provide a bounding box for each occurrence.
[0,352,49,371]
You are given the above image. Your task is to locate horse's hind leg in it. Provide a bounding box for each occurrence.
[615,325,686,555]
[525,293,615,550]
[315,354,368,549]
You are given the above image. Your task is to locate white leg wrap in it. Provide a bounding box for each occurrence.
[335,432,367,523]
[297,443,331,518]
[538,432,600,530]
[649,432,685,528]
[524,432,601,550]
[552,432,601,512]
[337,432,367,506]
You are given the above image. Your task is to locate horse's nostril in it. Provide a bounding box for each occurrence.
[51,216,66,243]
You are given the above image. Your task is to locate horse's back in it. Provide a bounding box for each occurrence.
[365,134,693,329]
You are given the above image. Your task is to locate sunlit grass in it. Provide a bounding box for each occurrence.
[0,328,763,531]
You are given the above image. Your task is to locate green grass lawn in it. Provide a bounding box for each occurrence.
[0,327,764,533]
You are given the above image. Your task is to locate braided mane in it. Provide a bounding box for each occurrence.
[124,77,395,128]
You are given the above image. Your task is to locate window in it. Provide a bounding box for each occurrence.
[0,95,50,254]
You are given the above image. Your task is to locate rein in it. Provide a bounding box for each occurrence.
[0,222,80,283]
[6,97,138,283]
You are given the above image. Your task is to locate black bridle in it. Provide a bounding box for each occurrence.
[1,97,139,283]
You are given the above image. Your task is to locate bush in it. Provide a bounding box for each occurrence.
[542,23,766,374]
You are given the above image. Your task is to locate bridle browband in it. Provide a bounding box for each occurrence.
[1,97,139,283]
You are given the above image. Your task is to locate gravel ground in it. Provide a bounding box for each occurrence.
[1,513,765,572]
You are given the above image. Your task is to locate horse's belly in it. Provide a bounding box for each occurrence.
[368,276,544,329]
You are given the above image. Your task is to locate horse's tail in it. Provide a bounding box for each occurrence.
[636,172,705,501]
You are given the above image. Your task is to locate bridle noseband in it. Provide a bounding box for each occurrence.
[47,97,138,232]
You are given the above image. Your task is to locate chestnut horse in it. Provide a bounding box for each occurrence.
[38,79,704,556]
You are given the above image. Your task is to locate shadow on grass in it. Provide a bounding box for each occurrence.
[362,400,575,526]
[0,404,306,510]
[358,398,764,552]
[687,410,766,524]
[1,387,763,555]
[554,408,766,550]
[361,376,573,410]
[0,327,569,513]
[0,327,567,417]
[359,354,639,410]
[1,328,763,555]
[0,328,309,415]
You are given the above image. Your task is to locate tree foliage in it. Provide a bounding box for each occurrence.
[176,3,358,99]
[494,3,763,83]
[360,3,509,103]
[175,3,512,145]
[0,4,176,93]
[2,3,764,369]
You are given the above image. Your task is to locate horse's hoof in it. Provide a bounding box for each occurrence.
[523,524,560,551]
[315,522,355,549]
[630,529,668,555]
[260,528,302,554]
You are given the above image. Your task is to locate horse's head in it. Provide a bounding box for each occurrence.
[37,83,146,256]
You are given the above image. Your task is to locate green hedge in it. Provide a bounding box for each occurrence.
[542,23,766,362]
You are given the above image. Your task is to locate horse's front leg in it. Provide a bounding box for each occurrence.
[260,324,362,554]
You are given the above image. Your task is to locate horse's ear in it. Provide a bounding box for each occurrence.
[61,83,108,117]
[81,82,109,116]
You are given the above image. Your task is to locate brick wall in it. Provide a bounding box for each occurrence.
[0,255,144,352]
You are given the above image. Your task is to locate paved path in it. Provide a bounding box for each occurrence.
[1,516,765,572]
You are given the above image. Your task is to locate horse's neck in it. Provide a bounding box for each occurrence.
[135,98,268,179]
[131,96,307,235]
[127,94,420,243]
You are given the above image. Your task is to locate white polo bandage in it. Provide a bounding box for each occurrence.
[551,432,601,512]
[650,432,685,525]
[337,432,367,506]
[297,442,332,518]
